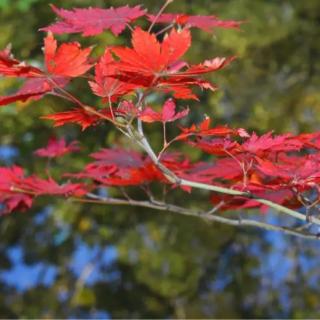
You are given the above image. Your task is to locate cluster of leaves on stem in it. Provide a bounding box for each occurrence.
[1,1,320,240]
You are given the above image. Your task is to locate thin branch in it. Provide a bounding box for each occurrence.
[163,123,168,148]
[70,247,102,305]
[148,0,174,33]
[71,194,320,241]
[155,23,175,36]
[125,22,134,32]
[203,201,226,215]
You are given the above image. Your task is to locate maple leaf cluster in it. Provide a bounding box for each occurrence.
[0,165,86,215]
[0,4,236,109]
[0,1,319,240]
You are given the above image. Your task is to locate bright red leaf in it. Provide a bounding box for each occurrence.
[241,132,303,155]
[23,176,87,197]
[111,27,190,77]
[0,77,69,107]
[0,46,43,78]
[177,117,235,140]
[90,148,144,168]
[0,164,88,215]
[44,32,93,77]
[255,155,320,190]
[189,137,240,156]
[108,27,233,99]
[0,167,32,215]
[89,49,136,102]
[34,137,80,158]
[42,107,116,130]
[41,4,146,36]
[69,148,165,187]
[139,99,189,123]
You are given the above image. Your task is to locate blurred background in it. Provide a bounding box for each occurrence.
[1,0,320,318]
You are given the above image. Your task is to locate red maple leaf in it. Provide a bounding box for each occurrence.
[139,99,189,123]
[241,132,303,155]
[255,154,320,190]
[189,137,240,156]
[95,163,164,187]
[89,49,136,102]
[177,117,235,140]
[42,107,113,130]
[44,32,93,77]
[191,158,244,180]
[1,33,92,79]
[0,77,69,107]
[148,13,242,32]
[34,137,80,158]
[0,46,43,78]
[0,165,88,214]
[108,28,233,99]
[0,193,33,215]
[191,131,304,157]
[23,176,87,197]
[0,33,90,107]
[296,132,320,150]
[0,166,26,192]
[70,148,166,187]
[90,148,144,168]
[0,166,33,214]
[111,27,190,78]
[41,4,146,36]
[68,163,117,182]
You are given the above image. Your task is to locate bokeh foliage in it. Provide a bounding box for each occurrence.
[1,0,320,318]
